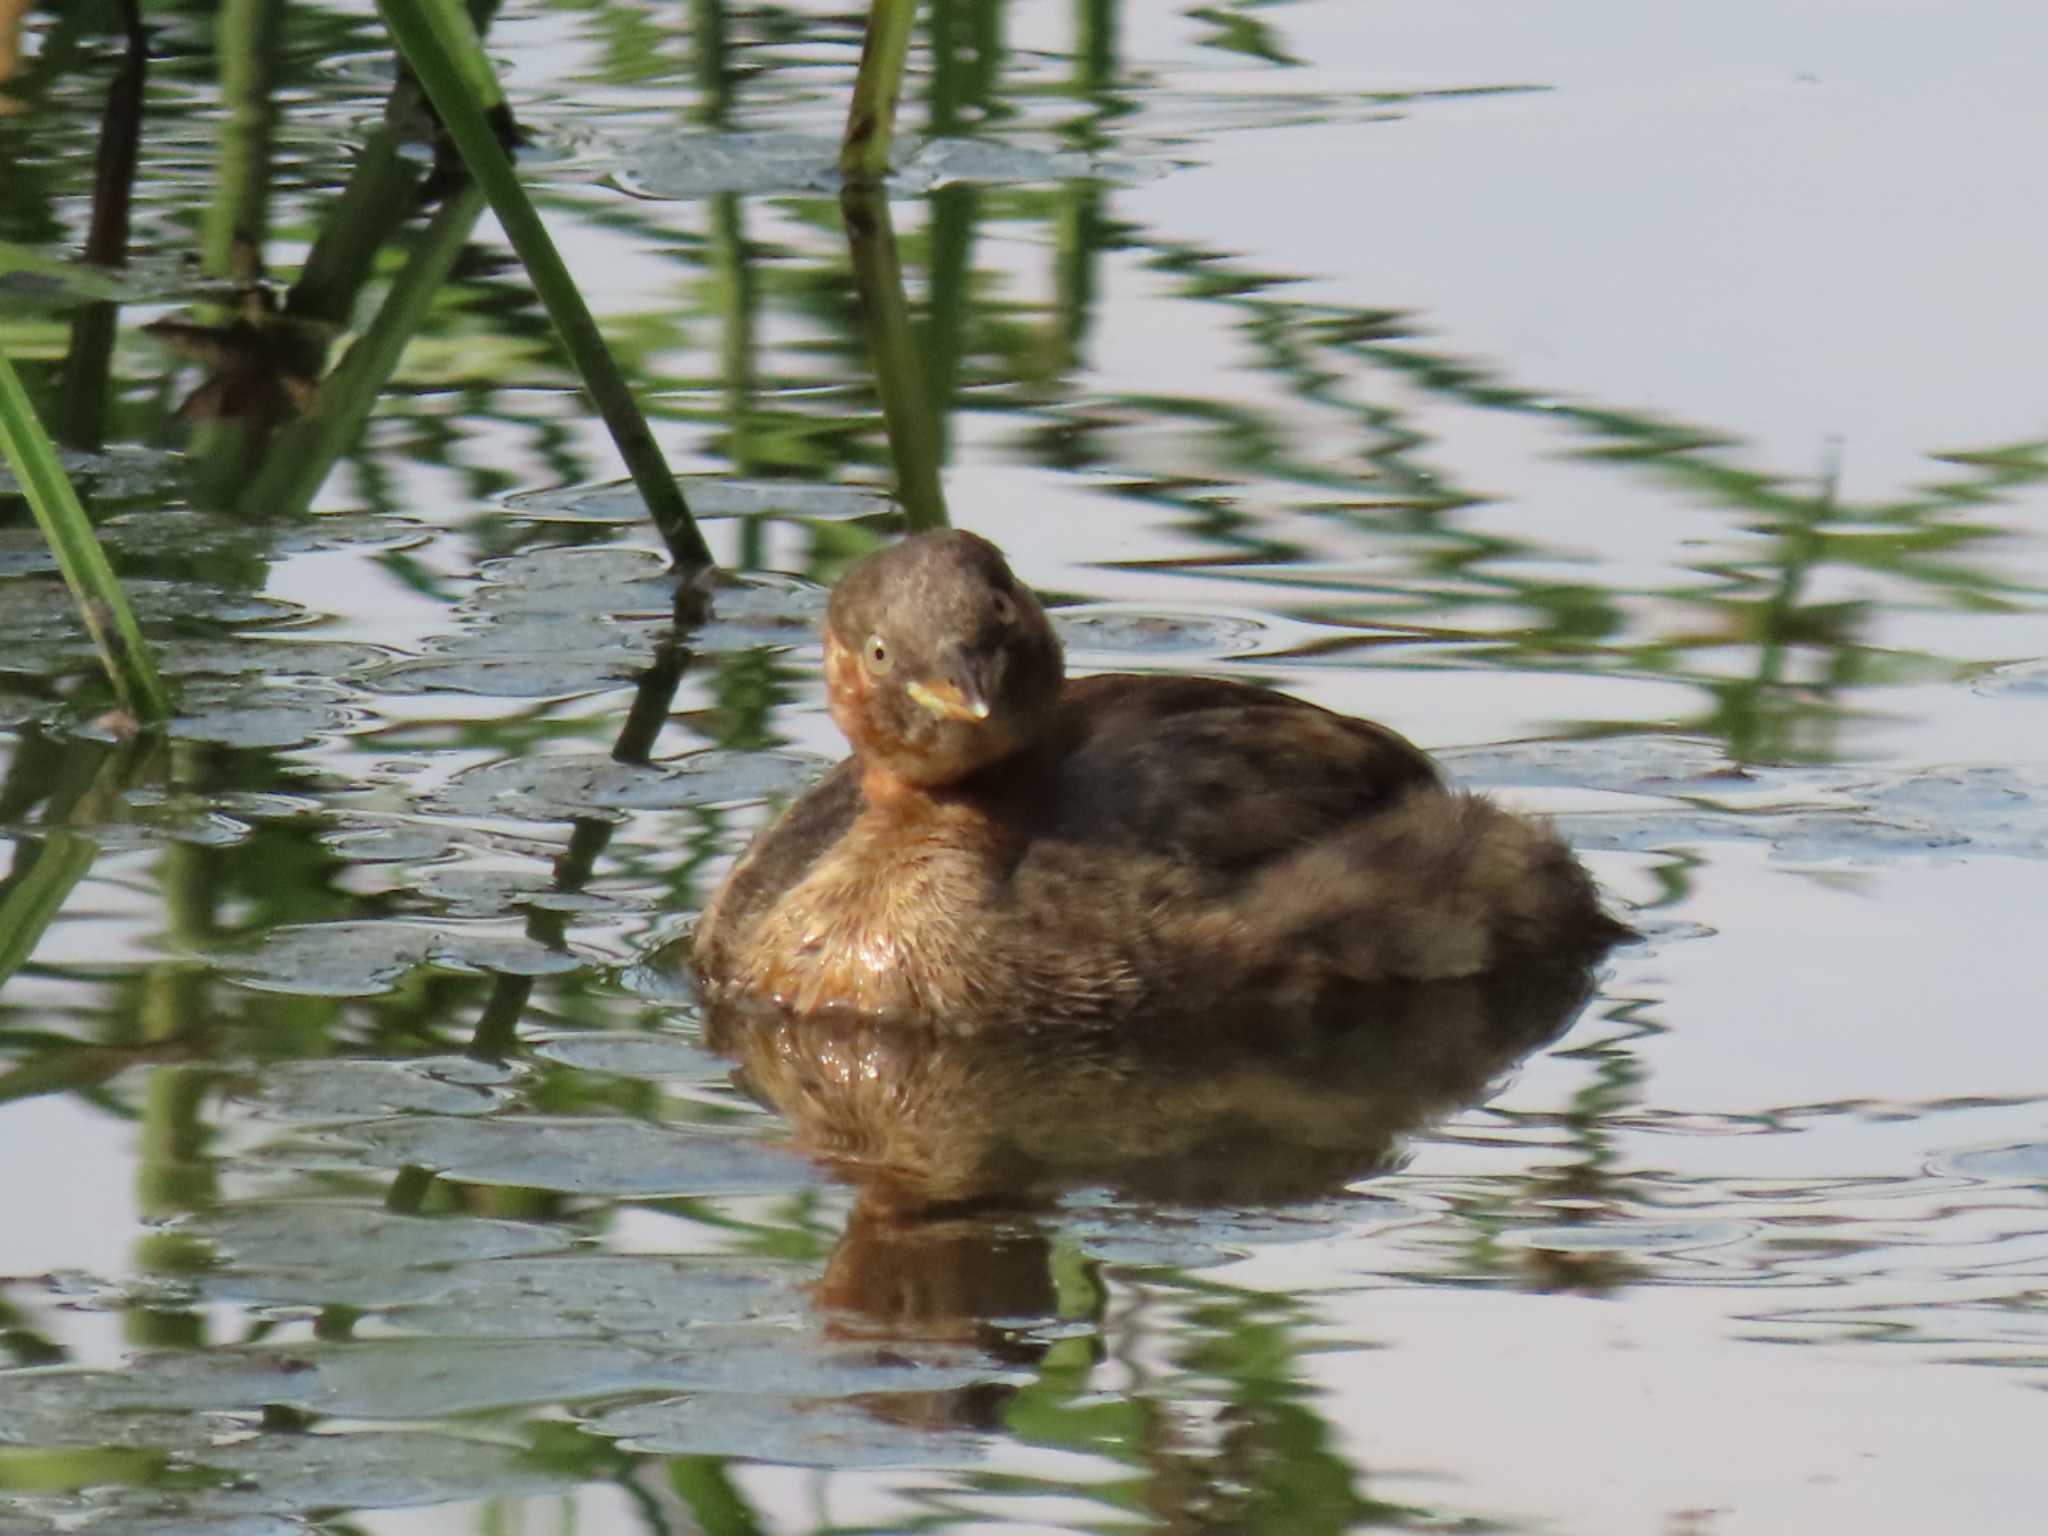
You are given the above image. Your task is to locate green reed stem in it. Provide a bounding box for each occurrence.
[376,0,711,568]
[842,185,948,530]
[842,0,918,181]
[243,184,487,517]
[0,831,100,993]
[0,350,172,724]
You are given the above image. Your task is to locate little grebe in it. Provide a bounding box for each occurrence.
[693,530,1631,1030]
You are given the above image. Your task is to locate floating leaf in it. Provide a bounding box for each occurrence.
[364,652,642,698]
[215,921,430,997]
[179,1428,576,1516]
[529,1031,726,1082]
[685,572,831,653]
[319,1113,819,1197]
[389,1253,804,1338]
[169,698,359,750]
[217,920,585,997]
[169,1199,568,1272]
[6,1328,993,1433]
[80,1518,309,1536]
[506,477,890,525]
[1938,1142,2048,1182]
[44,1338,660,1420]
[149,1203,568,1311]
[470,546,676,617]
[0,688,47,727]
[0,527,58,576]
[898,135,1151,189]
[617,132,1150,200]
[620,132,844,199]
[1500,1220,1755,1255]
[96,508,429,558]
[317,819,471,864]
[154,638,388,681]
[429,749,824,822]
[1055,607,1274,659]
[412,863,623,919]
[1971,659,2048,698]
[591,1391,984,1467]
[237,1055,523,1120]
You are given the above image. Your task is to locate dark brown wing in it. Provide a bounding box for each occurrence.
[1033,673,1442,876]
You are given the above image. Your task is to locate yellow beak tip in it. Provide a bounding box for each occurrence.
[908,680,990,724]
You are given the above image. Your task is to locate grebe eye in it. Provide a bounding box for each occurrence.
[864,634,892,674]
[989,590,1016,625]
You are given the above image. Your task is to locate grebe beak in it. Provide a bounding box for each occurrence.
[907,677,991,723]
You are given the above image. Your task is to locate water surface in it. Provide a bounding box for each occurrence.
[3,1,2047,1531]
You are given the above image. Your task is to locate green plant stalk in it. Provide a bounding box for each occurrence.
[689,0,733,125]
[293,0,493,323]
[241,184,487,516]
[0,832,100,990]
[202,0,282,278]
[375,0,710,567]
[0,350,171,722]
[842,186,948,531]
[923,182,975,463]
[54,303,119,452]
[1076,0,1117,95]
[709,193,771,567]
[287,120,432,326]
[54,21,147,451]
[842,0,918,181]
[0,737,152,1007]
[185,0,282,507]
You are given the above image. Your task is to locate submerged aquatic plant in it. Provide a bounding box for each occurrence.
[0,348,170,724]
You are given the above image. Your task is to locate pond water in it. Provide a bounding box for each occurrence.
[4,0,2048,1530]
